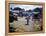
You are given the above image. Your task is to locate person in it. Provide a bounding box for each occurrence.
[9,12,15,32]
[9,12,14,23]
[13,13,18,21]
[25,15,30,25]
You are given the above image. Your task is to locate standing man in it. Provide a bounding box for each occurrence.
[25,15,30,25]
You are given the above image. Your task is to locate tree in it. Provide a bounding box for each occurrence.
[28,10,32,12]
[33,7,43,13]
[13,7,22,11]
[32,7,43,19]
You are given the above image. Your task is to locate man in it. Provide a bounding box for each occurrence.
[25,15,30,25]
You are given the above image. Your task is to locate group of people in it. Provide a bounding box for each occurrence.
[9,11,43,32]
[9,11,42,25]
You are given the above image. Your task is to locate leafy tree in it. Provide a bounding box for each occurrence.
[33,7,43,12]
[13,7,22,11]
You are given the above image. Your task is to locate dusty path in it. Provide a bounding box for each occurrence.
[14,16,34,32]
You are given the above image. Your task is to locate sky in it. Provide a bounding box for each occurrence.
[10,4,42,11]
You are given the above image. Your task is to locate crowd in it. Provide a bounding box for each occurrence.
[9,11,43,32]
